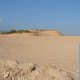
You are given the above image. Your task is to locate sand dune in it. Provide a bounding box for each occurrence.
[0,31,80,80]
[29,30,62,36]
[0,29,62,36]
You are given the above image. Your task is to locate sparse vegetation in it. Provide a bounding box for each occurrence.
[0,30,17,34]
[0,29,63,36]
[17,30,31,33]
[24,30,31,33]
[0,29,31,34]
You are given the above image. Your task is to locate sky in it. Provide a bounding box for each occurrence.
[0,0,80,35]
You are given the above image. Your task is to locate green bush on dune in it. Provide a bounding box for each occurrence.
[17,30,30,33]
[17,30,25,33]
[10,30,17,33]
[1,30,17,34]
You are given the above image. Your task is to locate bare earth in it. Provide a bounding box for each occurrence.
[0,32,80,80]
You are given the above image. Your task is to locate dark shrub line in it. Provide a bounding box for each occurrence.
[0,30,31,34]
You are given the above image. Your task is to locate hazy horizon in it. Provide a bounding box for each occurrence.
[0,0,80,35]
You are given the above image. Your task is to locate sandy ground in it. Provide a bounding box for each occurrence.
[0,33,80,80]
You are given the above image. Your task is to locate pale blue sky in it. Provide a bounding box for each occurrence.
[0,0,80,35]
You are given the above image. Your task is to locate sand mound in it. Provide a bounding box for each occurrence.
[0,59,77,80]
[30,30,62,36]
[0,30,62,36]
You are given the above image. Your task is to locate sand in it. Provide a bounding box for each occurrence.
[0,59,77,80]
[0,31,80,80]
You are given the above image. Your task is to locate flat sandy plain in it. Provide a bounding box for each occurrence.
[0,31,80,80]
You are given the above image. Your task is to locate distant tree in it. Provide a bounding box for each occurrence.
[10,30,17,33]
[24,30,31,33]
